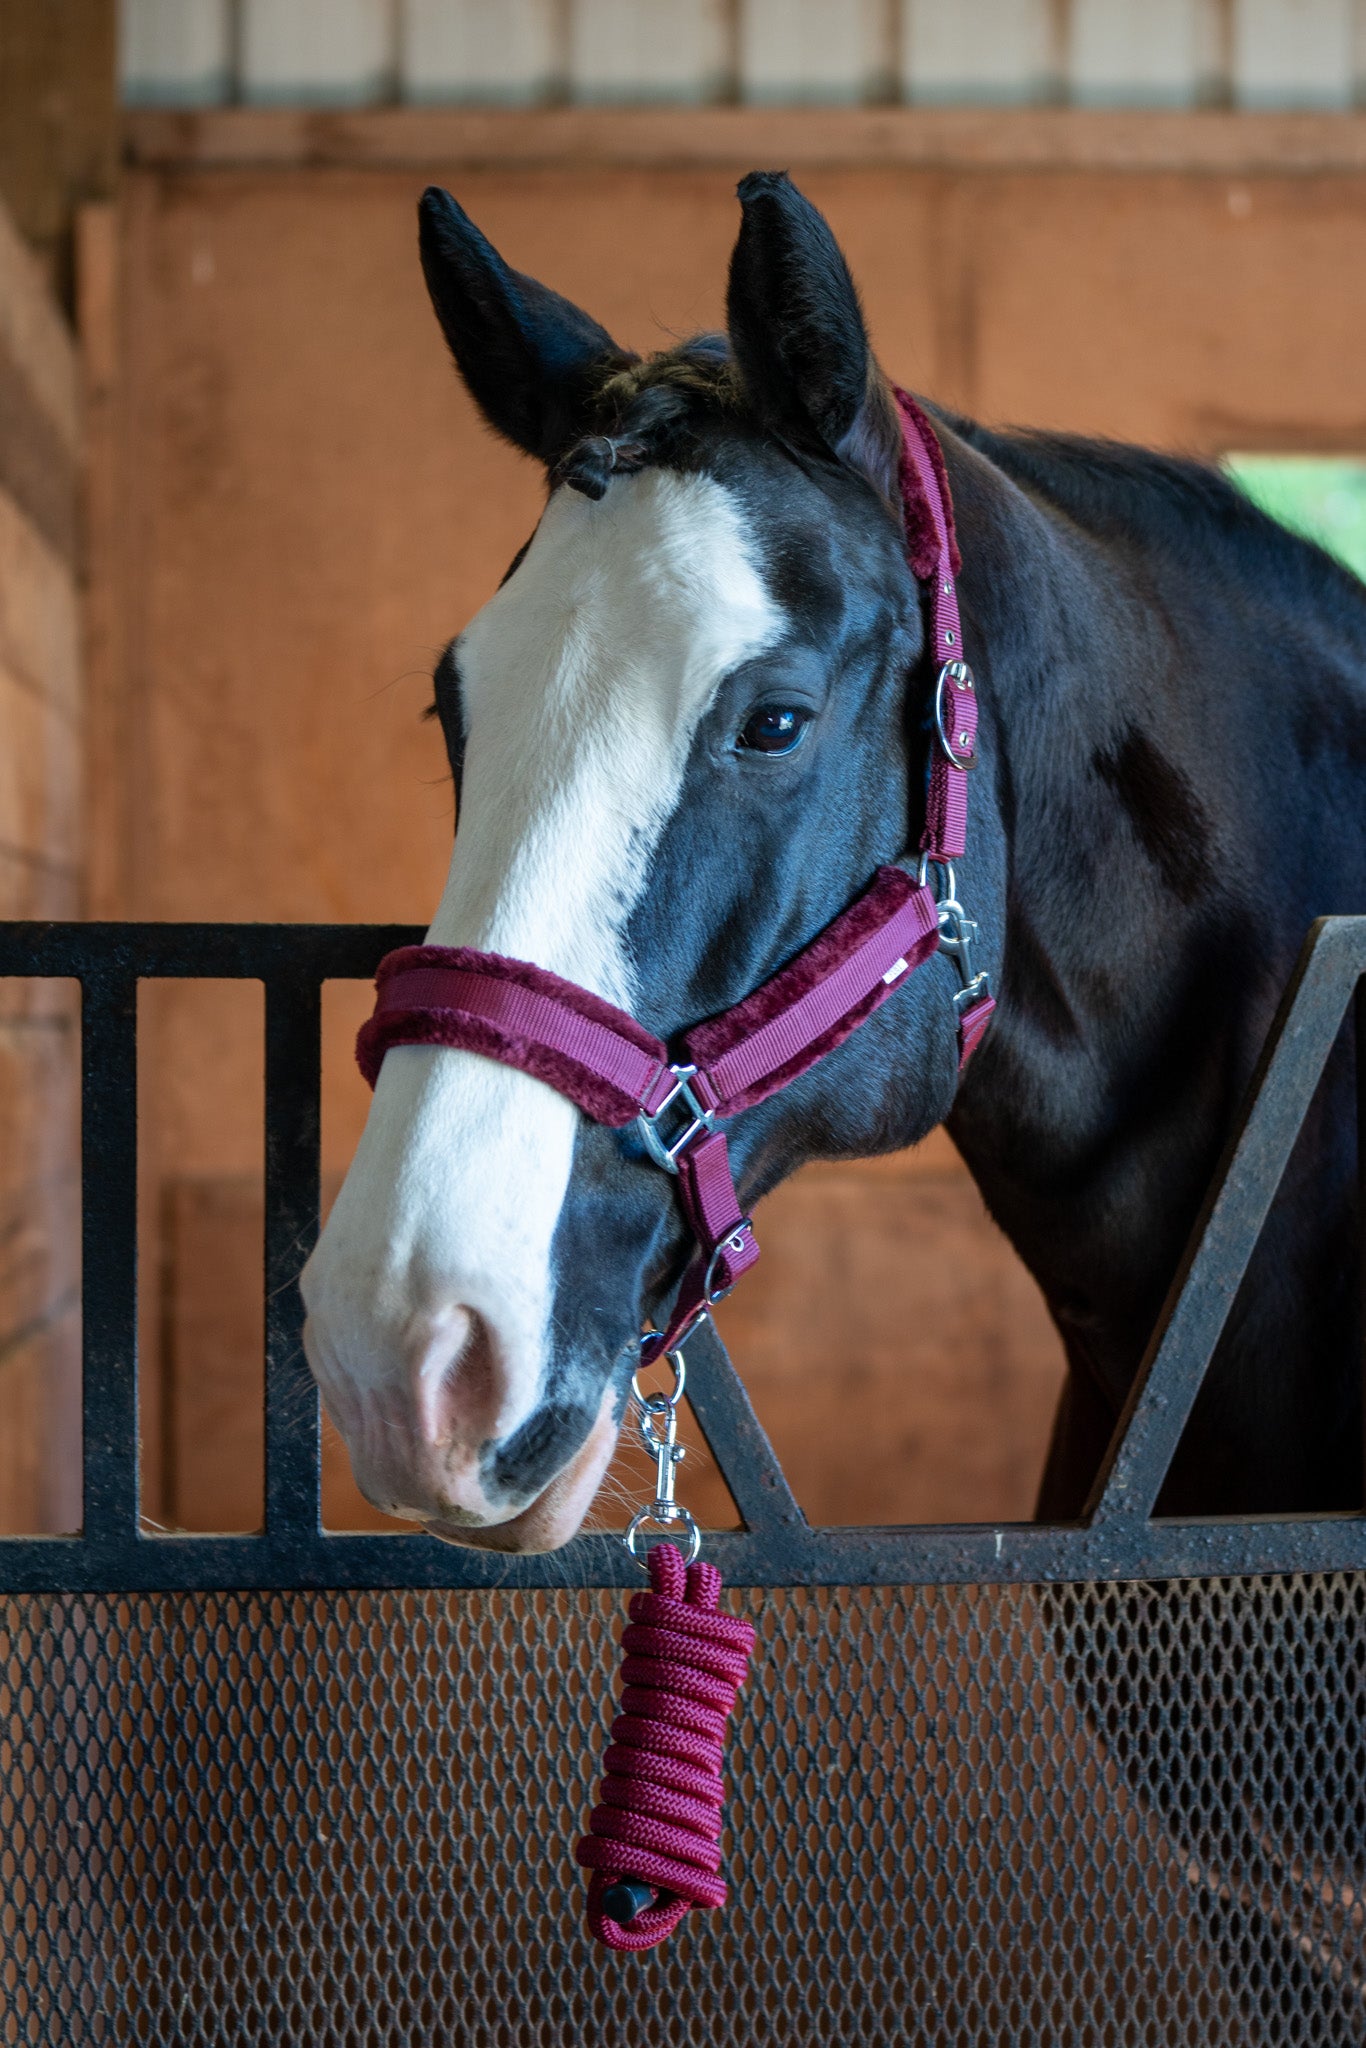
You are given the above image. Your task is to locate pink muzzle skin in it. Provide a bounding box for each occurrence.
[356,392,992,1366]
[355,391,994,1368]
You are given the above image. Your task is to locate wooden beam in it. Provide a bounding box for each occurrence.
[77,200,127,922]
[0,0,118,308]
[0,204,80,566]
[124,103,1366,175]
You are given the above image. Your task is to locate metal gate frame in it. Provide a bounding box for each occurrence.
[0,912,1363,1597]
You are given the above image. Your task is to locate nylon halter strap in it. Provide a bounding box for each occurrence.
[356,393,995,1365]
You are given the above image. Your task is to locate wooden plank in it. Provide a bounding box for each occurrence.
[0,337,79,566]
[0,484,83,923]
[0,201,80,459]
[0,1007,80,1208]
[122,103,1366,174]
[0,1021,80,1536]
[0,1155,79,1378]
[161,1171,398,1533]
[0,0,118,308]
[161,1173,264,1532]
[0,656,81,886]
[77,201,130,921]
[0,488,81,717]
[0,1301,81,1534]
[0,202,81,564]
[0,846,81,923]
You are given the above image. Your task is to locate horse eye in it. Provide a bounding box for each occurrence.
[736,706,812,756]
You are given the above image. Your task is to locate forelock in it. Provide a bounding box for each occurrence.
[548,338,748,498]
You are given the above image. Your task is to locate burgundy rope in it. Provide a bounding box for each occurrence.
[576,1542,756,1951]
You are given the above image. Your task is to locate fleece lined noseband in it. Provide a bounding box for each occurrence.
[356,392,995,1365]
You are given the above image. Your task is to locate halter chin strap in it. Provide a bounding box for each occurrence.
[356,392,995,1364]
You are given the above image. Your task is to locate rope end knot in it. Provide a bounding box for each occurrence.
[577,1540,755,1951]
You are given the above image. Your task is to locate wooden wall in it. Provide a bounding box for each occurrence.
[0,199,83,1534]
[89,110,1366,1533]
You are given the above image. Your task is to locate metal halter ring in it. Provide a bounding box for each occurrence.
[933,659,977,771]
[916,854,957,901]
[625,1505,702,1567]
[631,1343,686,1418]
[702,1221,753,1307]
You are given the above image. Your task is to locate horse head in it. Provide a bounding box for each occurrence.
[300,172,1004,1551]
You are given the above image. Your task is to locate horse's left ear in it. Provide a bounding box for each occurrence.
[727,171,900,501]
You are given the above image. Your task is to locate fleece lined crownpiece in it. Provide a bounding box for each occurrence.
[896,390,962,583]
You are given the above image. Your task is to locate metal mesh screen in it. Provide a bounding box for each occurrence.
[2,1574,1364,2046]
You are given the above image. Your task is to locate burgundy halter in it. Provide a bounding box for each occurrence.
[356,391,995,1368]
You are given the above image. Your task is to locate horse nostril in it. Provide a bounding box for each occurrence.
[414,1305,501,1449]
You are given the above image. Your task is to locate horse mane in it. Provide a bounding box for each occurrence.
[953,413,1366,619]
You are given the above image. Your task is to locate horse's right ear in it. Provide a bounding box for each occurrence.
[418,187,629,465]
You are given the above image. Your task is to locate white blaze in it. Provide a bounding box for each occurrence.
[302,469,781,1518]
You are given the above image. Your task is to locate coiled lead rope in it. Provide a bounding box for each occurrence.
[576,1347,756,1951]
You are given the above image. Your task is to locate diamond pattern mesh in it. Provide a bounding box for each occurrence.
[2,1574,1363,2045]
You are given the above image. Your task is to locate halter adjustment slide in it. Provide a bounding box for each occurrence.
[636,1064,717,1175]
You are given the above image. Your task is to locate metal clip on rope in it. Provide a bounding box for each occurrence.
[625,1347,701,1567]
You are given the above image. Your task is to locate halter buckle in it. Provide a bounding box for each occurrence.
[636,1064,716,1175]
[702,1221,754,1306]
[933,660,977,770]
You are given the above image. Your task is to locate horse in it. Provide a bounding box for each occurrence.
[300,169,1366,1556]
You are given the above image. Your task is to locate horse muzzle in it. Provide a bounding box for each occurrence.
[301,1295,621,1551]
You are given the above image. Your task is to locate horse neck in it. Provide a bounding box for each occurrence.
[935,429,1300,1407]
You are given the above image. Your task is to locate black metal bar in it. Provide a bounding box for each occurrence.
[678,1316,806,1536]
[4,1510,1366,1594]
[1089,916,1366,1526]
[79,973,140,1543]
[263,975,322,1540]
[0,922,423,981]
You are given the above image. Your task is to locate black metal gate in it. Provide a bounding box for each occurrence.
[3,916,1366,2046]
